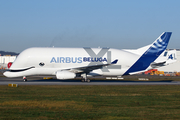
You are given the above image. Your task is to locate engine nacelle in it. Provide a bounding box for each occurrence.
[56,71,76,80]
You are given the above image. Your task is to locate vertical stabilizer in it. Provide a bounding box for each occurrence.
[124,32,172,75]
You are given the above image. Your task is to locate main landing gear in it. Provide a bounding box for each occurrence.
[81,73,90,83]
[81,79,90,83]
[23,76,27,82]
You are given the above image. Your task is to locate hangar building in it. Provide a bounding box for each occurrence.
[0,56,16,69]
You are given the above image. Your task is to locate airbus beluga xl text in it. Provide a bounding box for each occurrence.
[4,32,172,82]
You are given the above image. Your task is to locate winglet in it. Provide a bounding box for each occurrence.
[111,59,118,64]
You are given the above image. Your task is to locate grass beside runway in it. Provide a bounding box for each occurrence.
[0,85,180,119]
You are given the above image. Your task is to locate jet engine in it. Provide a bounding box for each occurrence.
[56,71,76,80]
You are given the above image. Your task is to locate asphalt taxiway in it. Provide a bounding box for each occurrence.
[0,71,180,85]
[0,76,180,85]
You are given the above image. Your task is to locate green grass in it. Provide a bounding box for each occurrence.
[1,85,180,119]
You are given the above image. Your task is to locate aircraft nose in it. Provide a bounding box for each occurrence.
[3,71,10,77]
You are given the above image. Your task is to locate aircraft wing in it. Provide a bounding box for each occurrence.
[68,59,118,73]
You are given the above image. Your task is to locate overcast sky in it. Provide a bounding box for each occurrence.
[0,0,180,53]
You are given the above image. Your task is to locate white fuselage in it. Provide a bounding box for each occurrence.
[3,32,173,79]
[4,47,140,78]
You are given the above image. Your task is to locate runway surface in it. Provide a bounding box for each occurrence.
[0,77,180,85]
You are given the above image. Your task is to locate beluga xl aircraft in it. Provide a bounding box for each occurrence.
[4,32,172,82]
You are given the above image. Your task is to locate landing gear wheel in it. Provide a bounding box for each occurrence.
[81,73,90,83]
[87,79,90,83]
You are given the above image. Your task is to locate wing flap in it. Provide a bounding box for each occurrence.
[69,59,118,74]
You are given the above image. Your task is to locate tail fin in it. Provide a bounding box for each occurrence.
[124,32,172,75]
[150,50,177,68]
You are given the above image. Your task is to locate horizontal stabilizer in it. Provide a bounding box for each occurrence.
[151,61,166,68]
[150,49,177,69]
